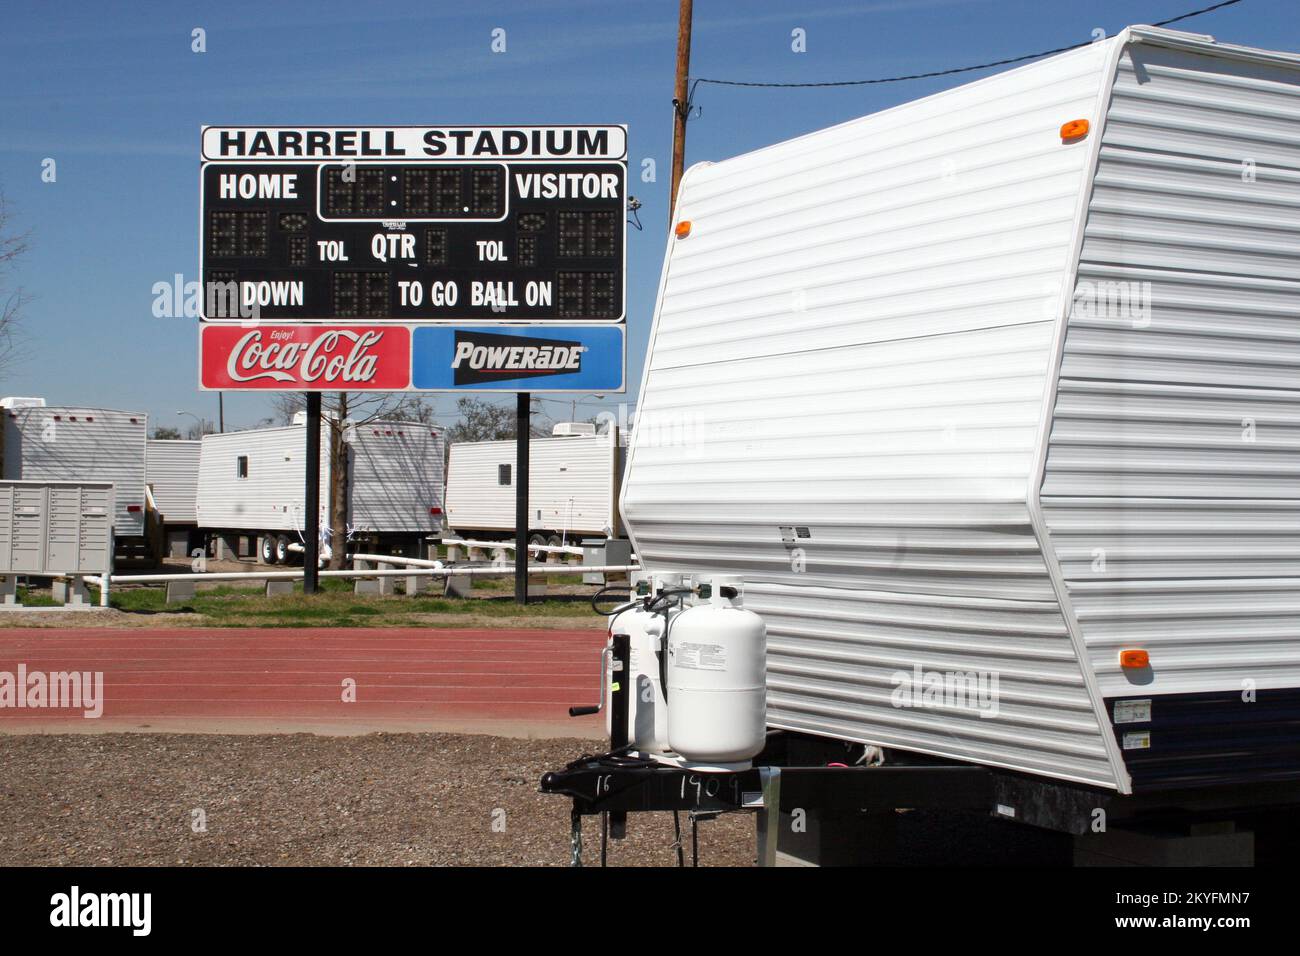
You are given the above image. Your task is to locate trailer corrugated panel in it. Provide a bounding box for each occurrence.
[622,27,1300,793]
[347,421,445,534]
[2,407,147,536]
[1042,38,1300,707]
[445,432,622,539]
[146,440,201,525]
[624,37,1121,788]
[196,424,329,534]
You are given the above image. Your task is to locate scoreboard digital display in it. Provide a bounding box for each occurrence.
[199,126,627,323]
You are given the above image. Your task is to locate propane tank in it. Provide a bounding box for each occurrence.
[604,574,680,754]
[666,577,767,770]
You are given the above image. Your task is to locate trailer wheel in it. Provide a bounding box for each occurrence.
[528,533,547,550]
[259,534,278,565]
[547,534,563,548]
[275,535,291,564]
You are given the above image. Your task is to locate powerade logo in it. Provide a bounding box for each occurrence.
[449,330,585,385]
[411,325,623,391]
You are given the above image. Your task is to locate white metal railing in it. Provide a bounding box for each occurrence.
[88,565,634,584]
[442,538,586,557]
[84,563,637,590]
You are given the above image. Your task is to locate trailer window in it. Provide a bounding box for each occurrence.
[236,456,249,479]
[498,464,511,486]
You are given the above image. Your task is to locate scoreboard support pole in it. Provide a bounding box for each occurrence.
[515,392,530,606]
[304,392,322,594]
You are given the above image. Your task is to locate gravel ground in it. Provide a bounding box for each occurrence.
[0,733,755,867]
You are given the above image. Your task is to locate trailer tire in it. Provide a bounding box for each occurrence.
[259,534,278,565]
[275,535,291,564]
[528,533,547,548]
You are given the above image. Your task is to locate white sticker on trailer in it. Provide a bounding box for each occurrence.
[1113,699,1151,724]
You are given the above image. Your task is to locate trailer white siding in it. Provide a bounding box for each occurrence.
[2,407,147,536]
[622,27,1300,792]
[1042,38,1300,698]
[197,424,329,534]
[197,420,444,537]
[623,37,1119,788]
[347,422,445,534]
[146,440,201,525]
[445,432,623,539]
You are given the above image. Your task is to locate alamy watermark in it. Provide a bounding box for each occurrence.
[0,664,103,718]
[891,664,1000,719]
[152,272,262,322]
[50,886,150,936]
[1073,279,1152,328]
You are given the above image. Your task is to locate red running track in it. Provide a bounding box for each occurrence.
[0,628,608,737]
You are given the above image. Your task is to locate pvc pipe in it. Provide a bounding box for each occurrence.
[101,565,639,585]
[83,575,111,607]
[350,553,446,569]
[443,538,585,556]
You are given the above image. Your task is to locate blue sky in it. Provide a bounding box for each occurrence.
[0,0,1291,432]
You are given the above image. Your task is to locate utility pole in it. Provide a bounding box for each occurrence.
[514,392,531,605]
[670,0,694,222]
[303,391,321,594]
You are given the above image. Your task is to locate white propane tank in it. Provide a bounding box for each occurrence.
[666,578,767,770]
[605,605,671,754]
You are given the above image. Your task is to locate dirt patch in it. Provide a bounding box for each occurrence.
[0,733,754,866]
[0,608,205,628]
[0,608,601,629]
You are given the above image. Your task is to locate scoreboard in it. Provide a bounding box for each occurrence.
[198,126,627,391]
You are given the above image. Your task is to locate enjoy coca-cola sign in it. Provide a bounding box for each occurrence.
[201,325,410,390]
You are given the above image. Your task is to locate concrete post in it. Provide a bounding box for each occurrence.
[166,580,197,604]
[375,561,395,596]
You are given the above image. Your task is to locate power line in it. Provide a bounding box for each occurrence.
[690,0,1244,90]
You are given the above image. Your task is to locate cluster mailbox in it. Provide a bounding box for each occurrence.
[0,480,113,608]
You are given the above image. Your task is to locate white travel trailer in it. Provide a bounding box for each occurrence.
[1,399,149,540]
[196,417,445,563]
[146,439,201,556]
[445,424,625,544]
[612,24,1300,849]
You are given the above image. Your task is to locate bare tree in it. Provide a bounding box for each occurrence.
[266,391,439,568]
[184,418,218,441]
[444,395,550,445]
[0,193,30,376]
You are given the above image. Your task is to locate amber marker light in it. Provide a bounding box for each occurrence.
[1119,649,1150,669]
[1060,118,1090,141]
[675,220,692,238]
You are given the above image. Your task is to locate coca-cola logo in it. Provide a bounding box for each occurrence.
[228,329,382,383]
[202,325,411,390]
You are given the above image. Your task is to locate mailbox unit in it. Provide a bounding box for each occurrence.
[0,479,114,607]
